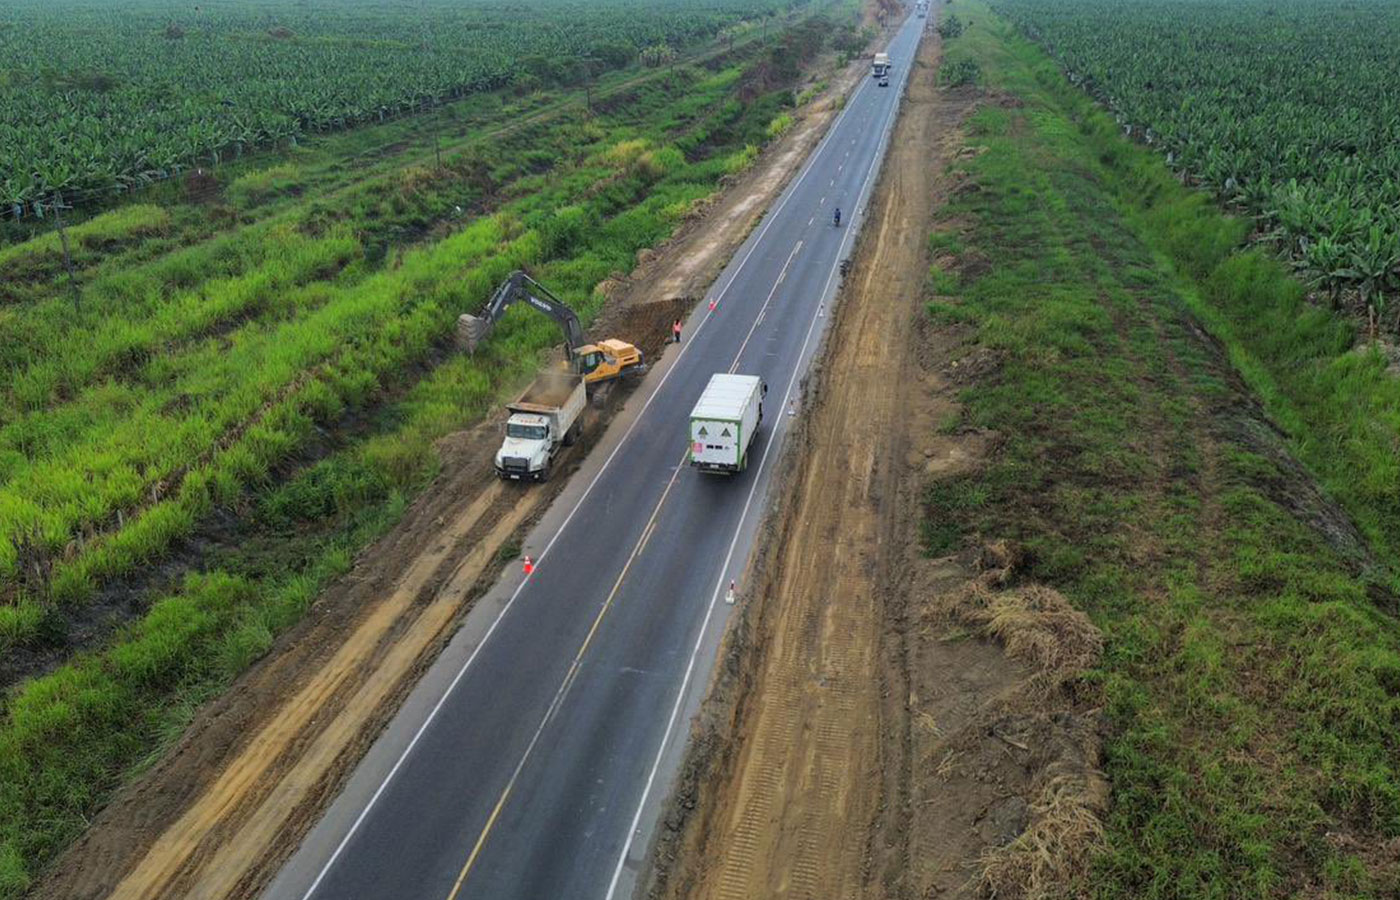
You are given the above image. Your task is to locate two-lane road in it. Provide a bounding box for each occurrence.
[265,17,923,900]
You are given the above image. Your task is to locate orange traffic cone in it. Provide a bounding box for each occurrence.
[522,555,535,576]
[708,297,717,312]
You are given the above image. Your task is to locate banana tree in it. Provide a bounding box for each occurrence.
[1333,226,1400,338]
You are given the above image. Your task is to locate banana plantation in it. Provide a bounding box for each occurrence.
[994,0,1400,325]
[0,0,788,214]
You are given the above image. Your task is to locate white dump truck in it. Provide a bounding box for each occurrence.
[872,52,891,78]
[495,372,586,482]
[688,373,766,474]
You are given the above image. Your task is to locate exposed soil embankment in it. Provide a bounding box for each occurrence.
[33,45,873,900]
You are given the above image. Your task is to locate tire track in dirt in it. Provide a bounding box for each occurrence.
[110,485,535,900]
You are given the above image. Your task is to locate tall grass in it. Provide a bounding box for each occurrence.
[0,205,171,275]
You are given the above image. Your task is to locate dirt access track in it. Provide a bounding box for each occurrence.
[646,24,1104,900]
[33,39,874,900]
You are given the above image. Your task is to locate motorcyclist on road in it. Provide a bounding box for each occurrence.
[833,206,842,227]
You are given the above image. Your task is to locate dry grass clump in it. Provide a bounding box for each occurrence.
[952,583,1103,696]
[978,767,1107,900]
[940,541,1103,697]
[934,541,1108,898]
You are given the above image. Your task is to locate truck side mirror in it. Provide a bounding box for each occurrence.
[762,383,768,396]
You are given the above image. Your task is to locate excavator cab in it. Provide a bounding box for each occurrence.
[574,345,609,380]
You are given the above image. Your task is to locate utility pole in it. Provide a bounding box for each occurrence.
[582,56,599,114]
[53,193,80,310]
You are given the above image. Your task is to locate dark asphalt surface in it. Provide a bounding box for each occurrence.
[266,17,923,900]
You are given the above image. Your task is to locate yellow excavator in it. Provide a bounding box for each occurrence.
[458,271,646,402]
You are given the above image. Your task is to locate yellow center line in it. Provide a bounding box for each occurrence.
[443,449,689,900]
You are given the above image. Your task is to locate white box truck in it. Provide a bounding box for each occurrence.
[688,373,765,474]
[495,372,586,482]
[872,52,890,78]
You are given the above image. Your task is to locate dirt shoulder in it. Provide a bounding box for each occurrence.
[33,44,872,900]
[644,21,1107,900]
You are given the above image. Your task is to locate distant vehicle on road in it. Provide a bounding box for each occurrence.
[879,76,890,87]
[872,52,890,78]
[495,372,586,481]
[689,374,765,474]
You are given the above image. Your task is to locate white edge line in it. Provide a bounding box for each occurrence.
[297,42,878,900]
[601,21,917,900]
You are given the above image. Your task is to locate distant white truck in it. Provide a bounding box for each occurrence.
[872,52,891,78]
[495,372,586,482]
[688,373,766,474]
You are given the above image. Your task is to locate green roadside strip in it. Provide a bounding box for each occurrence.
[928,4,1400,897]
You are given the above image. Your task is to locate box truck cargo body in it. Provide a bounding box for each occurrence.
[689,373,765,474]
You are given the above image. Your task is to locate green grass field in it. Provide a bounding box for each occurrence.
[927,4,1400,895]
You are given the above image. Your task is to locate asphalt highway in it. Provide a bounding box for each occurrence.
[264,16,923,900]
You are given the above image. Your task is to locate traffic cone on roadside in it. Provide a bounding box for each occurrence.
[523,555,535,576]
[708,297,717,312]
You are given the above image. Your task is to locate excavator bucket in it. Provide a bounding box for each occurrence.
[456,313,493,353]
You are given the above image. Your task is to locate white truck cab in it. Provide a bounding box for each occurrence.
[497,413,553,479]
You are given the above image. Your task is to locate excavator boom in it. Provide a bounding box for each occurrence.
[457,270,586,354]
